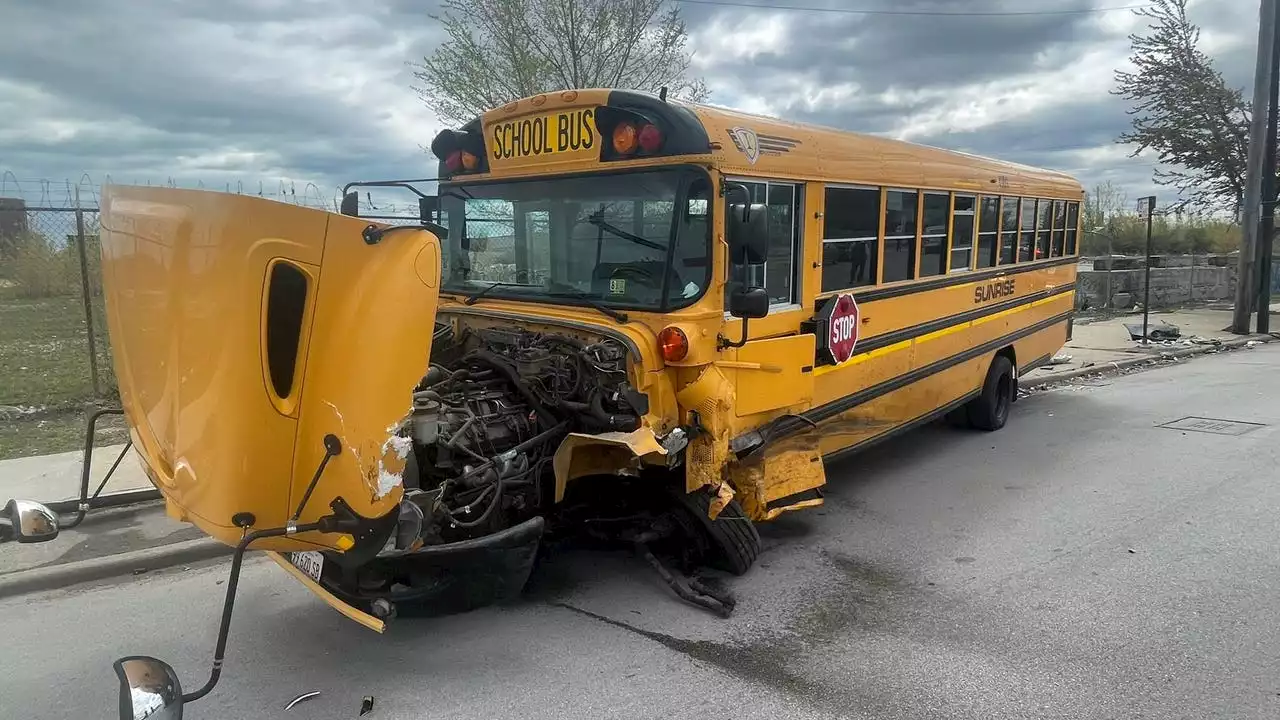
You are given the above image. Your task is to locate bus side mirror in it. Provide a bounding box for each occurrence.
[727,203,768,266]
[419,196,439,224]
[114,656,185,719]
[728,286,769,319]
[339,191,359,217]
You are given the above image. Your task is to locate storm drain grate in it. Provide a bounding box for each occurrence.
[1157,416,1266,436]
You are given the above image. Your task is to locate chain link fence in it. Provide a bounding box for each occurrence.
[1,199,115,437]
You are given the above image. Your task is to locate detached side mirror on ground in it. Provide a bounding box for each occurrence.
[1,498,60,543]
[115,656,184,719]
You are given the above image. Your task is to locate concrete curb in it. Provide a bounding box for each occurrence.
[45,488,163,515]
[1022,334,1276,389]
[0,536,232,600]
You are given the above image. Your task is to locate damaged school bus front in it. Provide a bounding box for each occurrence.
[98,182,731,639]
[99,187,452,616]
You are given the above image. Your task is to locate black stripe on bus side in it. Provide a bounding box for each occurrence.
[731,309,1075,457]
[851,282,1077,357]
[824,256,1078,307]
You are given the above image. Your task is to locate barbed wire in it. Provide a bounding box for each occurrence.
[0,172,387,213]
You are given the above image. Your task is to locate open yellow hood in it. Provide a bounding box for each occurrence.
[99,187,442,550]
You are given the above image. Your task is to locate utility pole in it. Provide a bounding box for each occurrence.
[1234,0,1277,334]
[1139,196,1156,345]
[1258,1,1280,334]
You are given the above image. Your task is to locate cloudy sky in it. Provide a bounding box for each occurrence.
[0,0,1258,212]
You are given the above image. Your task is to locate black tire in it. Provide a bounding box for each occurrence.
[669,487,761,576]
[966,354,1014,431]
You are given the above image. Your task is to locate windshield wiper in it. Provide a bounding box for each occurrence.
[587,215,667,252]
[459,282,524,305]
[544,288,629,324]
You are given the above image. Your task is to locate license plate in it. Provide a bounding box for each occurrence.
[289,551,324,583]
[488,108,597,164]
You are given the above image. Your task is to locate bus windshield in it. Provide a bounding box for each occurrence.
[439,168,711,311]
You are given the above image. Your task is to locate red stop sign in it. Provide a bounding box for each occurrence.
[819,293,860,365]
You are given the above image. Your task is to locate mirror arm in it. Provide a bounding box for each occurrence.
[717,317,750,350]
[181,519,325,703]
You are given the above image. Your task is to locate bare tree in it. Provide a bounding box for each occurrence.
[1083,180,1129,230]
[1112,0,1250,216]
[411,0,709,126]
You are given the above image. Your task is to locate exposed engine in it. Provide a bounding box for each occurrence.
[394,324,646,549]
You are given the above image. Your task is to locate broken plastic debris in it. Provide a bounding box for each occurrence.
[359,696,375,715]
[1246,340,1262,348]
[1047,353,1073,365]
[285,691,320,711]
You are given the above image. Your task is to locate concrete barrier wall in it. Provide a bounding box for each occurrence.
[1078,254,1238,309]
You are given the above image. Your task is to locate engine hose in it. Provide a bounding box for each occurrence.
[447,468,503,529]
[465,349,558,429]
[588,391,639,432]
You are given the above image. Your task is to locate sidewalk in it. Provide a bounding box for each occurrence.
[0,442,154,507]
[1022,306,1278,387]
[0,443,224,598]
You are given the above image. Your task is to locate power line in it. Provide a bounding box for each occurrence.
[673,0,1151,16]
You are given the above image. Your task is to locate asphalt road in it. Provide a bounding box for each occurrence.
[3,344,1280,720]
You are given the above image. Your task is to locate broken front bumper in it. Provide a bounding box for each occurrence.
[268,515,546,628]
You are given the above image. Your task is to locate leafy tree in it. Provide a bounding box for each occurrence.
[411,0,709,126]
[1112,0,1251,216]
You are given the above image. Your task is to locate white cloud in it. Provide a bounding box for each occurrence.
[0,0,1255,212]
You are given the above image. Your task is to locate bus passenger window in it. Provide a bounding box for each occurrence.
[883,190,918,283]
[1000,196,1018,264]
[920,192,949,277]
[1065,202,1080,255]
[977,196,999,268]
[821,187,880,291]
[1051,200,1066,257]
[951,194,975,272]
[1018,198,1036,262]
[1036,199,1052,260]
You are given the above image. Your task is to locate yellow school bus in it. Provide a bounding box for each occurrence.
[10,88,1080,717]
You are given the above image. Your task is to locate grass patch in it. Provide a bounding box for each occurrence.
[0,408,128,460]
[0,295,105,407]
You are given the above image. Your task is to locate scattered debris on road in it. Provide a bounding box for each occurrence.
[1047,353,1073,365]
[359,696,375,716]
[1124,321,1180,341]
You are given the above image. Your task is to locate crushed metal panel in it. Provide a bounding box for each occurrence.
[1156,416,1266,436]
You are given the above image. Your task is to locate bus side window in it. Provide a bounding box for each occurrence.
[1018,198,1036,262]
[883,189,918,282]
[999,196,1019,265]
[1065,202,1080,255]
[920,192,949,277]
[977,196,999,268]
[1051,200,1067,257]
[821,186,880,291]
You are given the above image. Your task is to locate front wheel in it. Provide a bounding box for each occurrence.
[667,487,761,576]
[966,354,1014,431]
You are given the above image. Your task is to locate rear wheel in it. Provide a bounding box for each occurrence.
[668,487,761,576]
[966,354,1014,431]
